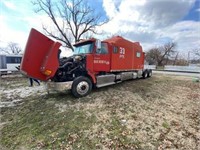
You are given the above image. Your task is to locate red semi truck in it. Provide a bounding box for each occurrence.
[21,28,152,97]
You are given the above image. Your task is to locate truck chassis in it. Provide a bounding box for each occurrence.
[46,69,152,97]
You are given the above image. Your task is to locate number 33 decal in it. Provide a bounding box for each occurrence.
[120,47,125,54]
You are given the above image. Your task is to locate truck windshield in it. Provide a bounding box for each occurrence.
[74,42,94,54]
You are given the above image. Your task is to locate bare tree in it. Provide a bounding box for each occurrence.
[175,58,188,66]
[8,42,22,54]
[0,42,22,54]
[157,42,176,66]
[145,42,176,66]
[33,0,107,51]
[0,47,10,54]
[145,48,161,65]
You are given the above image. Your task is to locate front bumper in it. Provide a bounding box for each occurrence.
[46,81,73,93]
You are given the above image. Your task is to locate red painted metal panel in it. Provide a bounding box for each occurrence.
[93,53,110,72]
[93,42,111,72]
[104,36,144,71]
[86,54,94,73]
[86,54,97,83]
[20,28,61,81]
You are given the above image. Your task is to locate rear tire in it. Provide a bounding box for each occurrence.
[147,70,152,77]
[142,70,148,79]
[71,76,92,98]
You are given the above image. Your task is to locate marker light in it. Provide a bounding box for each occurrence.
[43,69,52,76]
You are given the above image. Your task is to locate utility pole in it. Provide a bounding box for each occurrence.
[187,51,190,65]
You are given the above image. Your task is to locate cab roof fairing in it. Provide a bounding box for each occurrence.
[73,38,96,47]
[103,36,141,47]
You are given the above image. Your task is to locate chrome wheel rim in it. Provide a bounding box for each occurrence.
[77,81,89,95]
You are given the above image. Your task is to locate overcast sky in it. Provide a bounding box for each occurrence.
[0,0,200,57]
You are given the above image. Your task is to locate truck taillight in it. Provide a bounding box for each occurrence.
[43,69,52,76]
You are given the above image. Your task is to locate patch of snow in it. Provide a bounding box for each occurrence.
[0,99,23,108]
[2,85,46,99]
[0,85,47,108]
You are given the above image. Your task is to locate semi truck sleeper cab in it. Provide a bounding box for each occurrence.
[21,28,152,97]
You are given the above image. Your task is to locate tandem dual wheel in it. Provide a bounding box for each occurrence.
[142,69,152,79]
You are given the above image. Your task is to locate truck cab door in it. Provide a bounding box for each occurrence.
[93,43,110,72]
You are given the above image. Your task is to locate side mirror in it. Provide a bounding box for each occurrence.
[96,39,101,49]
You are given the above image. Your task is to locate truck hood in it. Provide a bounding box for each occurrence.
[20,28,61,81]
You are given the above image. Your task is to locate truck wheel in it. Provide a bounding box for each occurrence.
[71,76,92,98]
[142,70,148,79]
[147,70,152,77]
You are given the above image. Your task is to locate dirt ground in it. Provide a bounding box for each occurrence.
[0,74,200,150]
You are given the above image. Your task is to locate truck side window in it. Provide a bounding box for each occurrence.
[96,43,108,54]
[113,47,118,53]
[136,52,141,58]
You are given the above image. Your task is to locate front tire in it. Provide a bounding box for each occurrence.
[71,76,92,98]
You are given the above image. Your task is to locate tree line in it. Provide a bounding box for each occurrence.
[145,43,200,66]
[0,42,22,55]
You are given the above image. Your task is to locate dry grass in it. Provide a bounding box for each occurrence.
[0,74,200,150]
